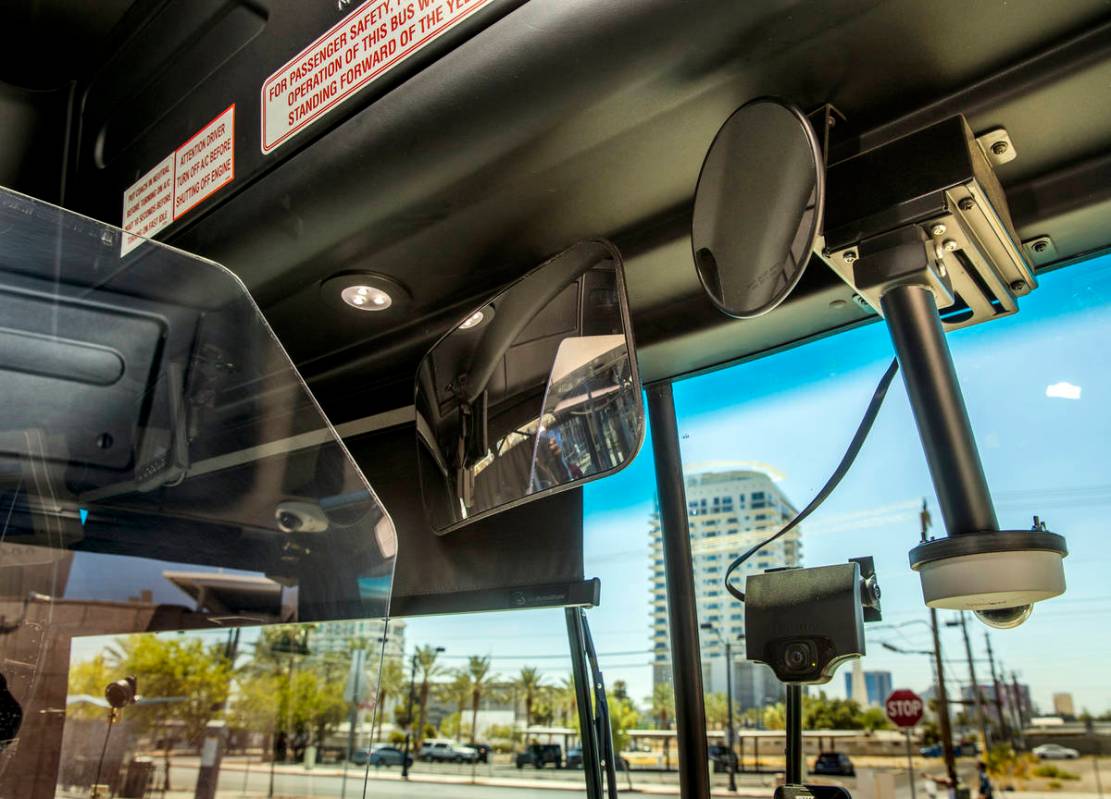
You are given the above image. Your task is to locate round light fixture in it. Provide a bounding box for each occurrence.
[459,310,485,329]
[341,285,392,311]
[455,304,494,332]
[320,272,410,315]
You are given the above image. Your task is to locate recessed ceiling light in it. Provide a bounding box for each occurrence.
[459,310,485,329]
[340,284,392,311]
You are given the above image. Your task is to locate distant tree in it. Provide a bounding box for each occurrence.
[651,683,675,730]
[703,692,729,730]
[607,692,640,753]
[556,675,579,728]
[762,703,786,730]
[439,669,472,737]
[515,666,546,730]
[467,656,495,743]
[371,658,405,743]
[413,646,445,748]
[109,634,232,790]
[612,680,629,701]
[66,654,113,721]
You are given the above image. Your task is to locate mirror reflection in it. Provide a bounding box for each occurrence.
[416,240,644,533]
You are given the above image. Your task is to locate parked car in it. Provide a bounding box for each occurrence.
[566,747,583,769]
[420,740,480,763]
[516,743,563,769]
[358,746,412,768]
[708,744,738,773]
[1033,744,1080,760]
[920,742,980,758]
[812,752,855,777]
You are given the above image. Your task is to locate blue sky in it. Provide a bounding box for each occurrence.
[405,251,1111,716]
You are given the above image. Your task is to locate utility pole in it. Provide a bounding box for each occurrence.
[1010,672,1028,747]
[955,613,991,752]
[401,654,418,780]
[983,633,1010,746]
[701,622,738,792]
[922,501,959,791]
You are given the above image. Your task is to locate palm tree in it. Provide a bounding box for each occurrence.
[435,669,472,738]
[372,657,404,744]
[413,645,444,748]
[467,656,495,744]
[556,674,578,727]
[515,666,546,732]
[652,682,675,769]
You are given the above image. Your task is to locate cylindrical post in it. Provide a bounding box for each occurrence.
[725,640,737,792]
[906,730,919,799]
[785,684,803,785]
[880,285,999,536]
[647,383,711,799]
[401,656,417,779]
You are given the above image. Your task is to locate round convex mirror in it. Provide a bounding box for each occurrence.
[691,98,824,318]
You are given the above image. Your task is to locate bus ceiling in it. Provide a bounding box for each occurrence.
[2,0,1110,420]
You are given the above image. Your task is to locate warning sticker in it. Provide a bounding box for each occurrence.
[261,0,492,154]
[121,104,235,256]
[173,104,235,220]
[121,154,174,256]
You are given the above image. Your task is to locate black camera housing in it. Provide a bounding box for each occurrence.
[745,558,881,684]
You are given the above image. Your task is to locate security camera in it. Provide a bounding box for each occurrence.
[745,557,881,684]
[105,676,137,709]
[274,501,329,533]
[909,519,1066,628]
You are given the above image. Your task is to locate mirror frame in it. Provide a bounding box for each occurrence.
[415,238,645,535]
[691,96,825,319]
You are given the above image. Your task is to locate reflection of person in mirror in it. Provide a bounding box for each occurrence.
[547,438,582,480]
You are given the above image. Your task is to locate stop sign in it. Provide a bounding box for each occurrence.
[885,689,924,728]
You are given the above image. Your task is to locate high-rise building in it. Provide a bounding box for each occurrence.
[844,670,893,707]
[1053,692,1075,718]
[650,466,801,710]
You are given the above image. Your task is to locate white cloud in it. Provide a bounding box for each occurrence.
[1045,381,1082,400]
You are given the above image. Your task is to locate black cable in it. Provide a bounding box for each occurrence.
[91,710,117,798]
[725,358,900,602]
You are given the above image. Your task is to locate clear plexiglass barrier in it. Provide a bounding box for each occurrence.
[0,188,397,797]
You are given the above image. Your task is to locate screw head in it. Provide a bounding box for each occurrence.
[929,223,947,237]
[843,251,858,264]
[958,198,976,211]
[942,239,959,253]
[96,433,114,450]
[1010,279,1027,292]
[991,140,1009,156]
[1032,240,1049,254]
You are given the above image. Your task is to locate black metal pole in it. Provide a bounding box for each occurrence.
[785,684,803,785]
[567,608,604,799]
[880,285,999,536]
[725,640,737,792]
[401,655,417,780]
[646,382,711,799]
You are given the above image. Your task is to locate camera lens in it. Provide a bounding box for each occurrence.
[277,511,303,532]
[783,641,814,672]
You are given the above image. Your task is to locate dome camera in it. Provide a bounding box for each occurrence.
[909,524,1066,629]
[974,605,1033,630]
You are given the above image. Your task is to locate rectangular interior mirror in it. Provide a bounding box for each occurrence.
[415,239,644,533]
